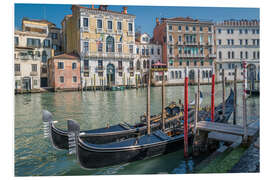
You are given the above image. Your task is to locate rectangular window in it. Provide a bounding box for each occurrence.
[58,62,64,69]
[97,19,102,29]
[169,35,172,42]
[98,43,103,52]
[32,64,37,72]
[146,49,149,55]
[208,26,212,32]
[252,29,256,34]
[60,76,64,83]
[231,39,234,45]
[72,62,77,69]
[52,33,58,39]
[117,22,122,30]
[186,26,189,31]
[245,39,248,45]
[118,61,122,69]
[178,25,181,31]
[245,51,248,59]
[128,23,133,32]
[118,44,122,53]
[84,41,89,52]
[27,38,41,48]
[227,29,230,34]
[245,29,248,34]
[136,48,139,54]
[178,36,182,42]
[107,21,112,29]
[256,29,259,34]
[98,60,103,68]
[73,76,77,83]
[151,48,154,55]
[43,39,50,48]
[168,25,172,30]
[218,29,221,34]
[169,47,173,55]
[240,39,243,45]
[34,80,37,86]
[239,29,243,34]
[253,51,256,59]
[157,48,160,55]
[200,26,203,31]
[83,18,88,27]
[15,37,19,46]
[129,45,133,53]
[240,51,243,59]
[193,26,196,31]
[231,29,234,34]
[84,60,89,70]
[15,64,20,72]
[142,48,145,55]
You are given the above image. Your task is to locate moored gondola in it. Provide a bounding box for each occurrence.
[68,89,234,169]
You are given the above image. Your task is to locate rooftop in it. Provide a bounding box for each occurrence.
[53,53,80,60]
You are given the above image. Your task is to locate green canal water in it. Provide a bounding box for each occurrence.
[14,84,259,176]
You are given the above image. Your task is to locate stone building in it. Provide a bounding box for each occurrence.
[62,5,136,88]
[153,17,216,85]
[48,53,81,91]
[134,33,163,85]
[215,19,260,82]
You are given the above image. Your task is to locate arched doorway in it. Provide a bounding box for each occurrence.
[107,63,115,86]
[247,64,257,90]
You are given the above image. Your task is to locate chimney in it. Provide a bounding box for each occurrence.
[123,6,127,14]
[91,5,94,9]
[156,18,160,26]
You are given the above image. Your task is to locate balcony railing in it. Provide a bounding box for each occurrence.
[89,52,135,59]
[178,53,204,58]
[128,67,134,72]
[96,28,103,34]
[117,30,122,35]
[128,31,134,36]
[185,41,197,45]
[81,27,89,32]
[95,66,105,72]
[15,71,21,76]
[30,71,38,76]
[208,54,217,58]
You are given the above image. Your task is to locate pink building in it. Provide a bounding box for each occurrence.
[48,53,81,91]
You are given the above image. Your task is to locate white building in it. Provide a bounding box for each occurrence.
[215,19,260,82]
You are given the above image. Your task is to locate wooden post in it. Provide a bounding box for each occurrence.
[211,67,215,122]
[162,71,165,131]
[197,69,200,111]
[242,61,248,143]
[109,73,111,89]
[136,75,138,89]
[94,74,96,91]
[147,70,151,135]
[184,67,189,157]
[222,69,225,119]
[194,93,198,134]
[123,72,126,87]
[233,68,237,125]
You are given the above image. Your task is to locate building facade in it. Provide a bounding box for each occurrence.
[153,17,216,85]
[62,5,136,88]
[215,20,260,82]
[48,53,81,91]
[134,33,163,85]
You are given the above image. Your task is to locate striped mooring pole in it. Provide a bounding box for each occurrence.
[184,66,189,157]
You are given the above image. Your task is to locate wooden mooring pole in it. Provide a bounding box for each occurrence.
[147,70,151,135]
[94,74,96,91]
[161,71,165,131]
[242,61,248,143]
[197,69,200,111]
[233,68,237,125]
[193,93,198,134]
[211,67,215,122]
[222,69,226,119]
[184,67,189,157]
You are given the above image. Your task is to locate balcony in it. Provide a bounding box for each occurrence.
[15,71,21,76]
[208,54,217,58]
[81,27,89,32]
[30,71,38,76]
[177,41,183,45]
[96,28,103,34]
[185,41,197,45]
[128,31,134,36]
[178,53,204,58]
[95,66,105,72]
[168,40,174,45]
[116,30,122,35]
[89,52,135,60]
[81,51,89,57]
[20,55,32,60]
[128,67,134,72]
[107,29,113,33]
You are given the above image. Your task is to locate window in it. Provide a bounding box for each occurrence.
[232,51,235,59]
[142,48,145,55]
[168,25,172,30]
[227,39,230,45]
[72,62,77,69]
[83,18,88,27]
[240,39,243,45]
[117,22,122,30]
[58,62,64,69]
[186,26,189,31]
[245,29,248,34]
[252,29,256,34]
[257,51,260,59]
[186,61,190,66]
[129,45,133,54]
[200,26,203,31]
[73,76,77,83]
[231,39,234,45]
[136,48,139,54]
[171,71,174,79]
[106,36,115,52]
[32,64,37,72]
[245,51,248,59]
[60,76,64,83]
[98,60,103,68]
[218,51,222,59]
[136,60,140,70]
[219,64,222,69]
[52,33,58,39]
[178,36,182,42]
[98,42,103,52]
[84,60,89,70]
[27,38,41,48]
[128,23,133,32]
[218,29,221,34]
[239,29,243,34]
[83,41,89,53]
[253,51,256,59]
[194,61,197,66]
[169,35,172,42]
[245,39,248,45]
[231,29,234,34]
[15,37,19,46]
[178,47,182,54]
[157,48,160,55]
[143,60,146,69]
[15,64,20,72]
[193,26,196,31]
[218,39,222,45]
[178,25,181,31]
[146,49,149,55]
[43,39,50,48]
[201,60,204,66]
[179,60,182,66]
[34,80,37,86]
[169,47,173,55]
[227,29,230,34]
[256,29,259,34]
[97,19,102,29]
[208,26,212,32]
[42,50,47,63]
[130,61,134,69]
[253,39,256,45]
[240,51,243,59]
[107,21,112,30]
[228,51,231,59]
[118,44,122,53]
[118,61,122,69]
[151,48,154,55]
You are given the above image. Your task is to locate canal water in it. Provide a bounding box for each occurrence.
[14,83,259,176]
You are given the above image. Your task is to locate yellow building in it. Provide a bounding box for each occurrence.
[62,5,136,87]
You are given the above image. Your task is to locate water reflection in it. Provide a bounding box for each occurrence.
[15,83,259,176]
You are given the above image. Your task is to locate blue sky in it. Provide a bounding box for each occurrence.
[15,4,259,36]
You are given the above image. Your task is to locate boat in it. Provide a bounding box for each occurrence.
[68,89,234,169]
[245,89,259,96]
[42,99,197,150]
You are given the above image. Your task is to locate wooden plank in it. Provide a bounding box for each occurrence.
[208,132,242,143]
[197,121,257,137]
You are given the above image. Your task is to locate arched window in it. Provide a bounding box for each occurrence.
[219,51,222,59]
[106,36,114,52]
[179,71,182,79]
[175,71,178,79]
[143,60,146,69]
[171,71,174,79]
[42,50,47,63]
[202,71,205,78]
[136,60,140,70]
[147,60,150,68]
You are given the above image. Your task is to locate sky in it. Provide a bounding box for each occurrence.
[14,4,259,36]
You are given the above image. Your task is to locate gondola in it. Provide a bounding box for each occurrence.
[42,94,201,150]
[245,89,260,96]
[68,89,234,169]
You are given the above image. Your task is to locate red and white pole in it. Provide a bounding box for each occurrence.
[184,66,189,157]
[211,67,215,122]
